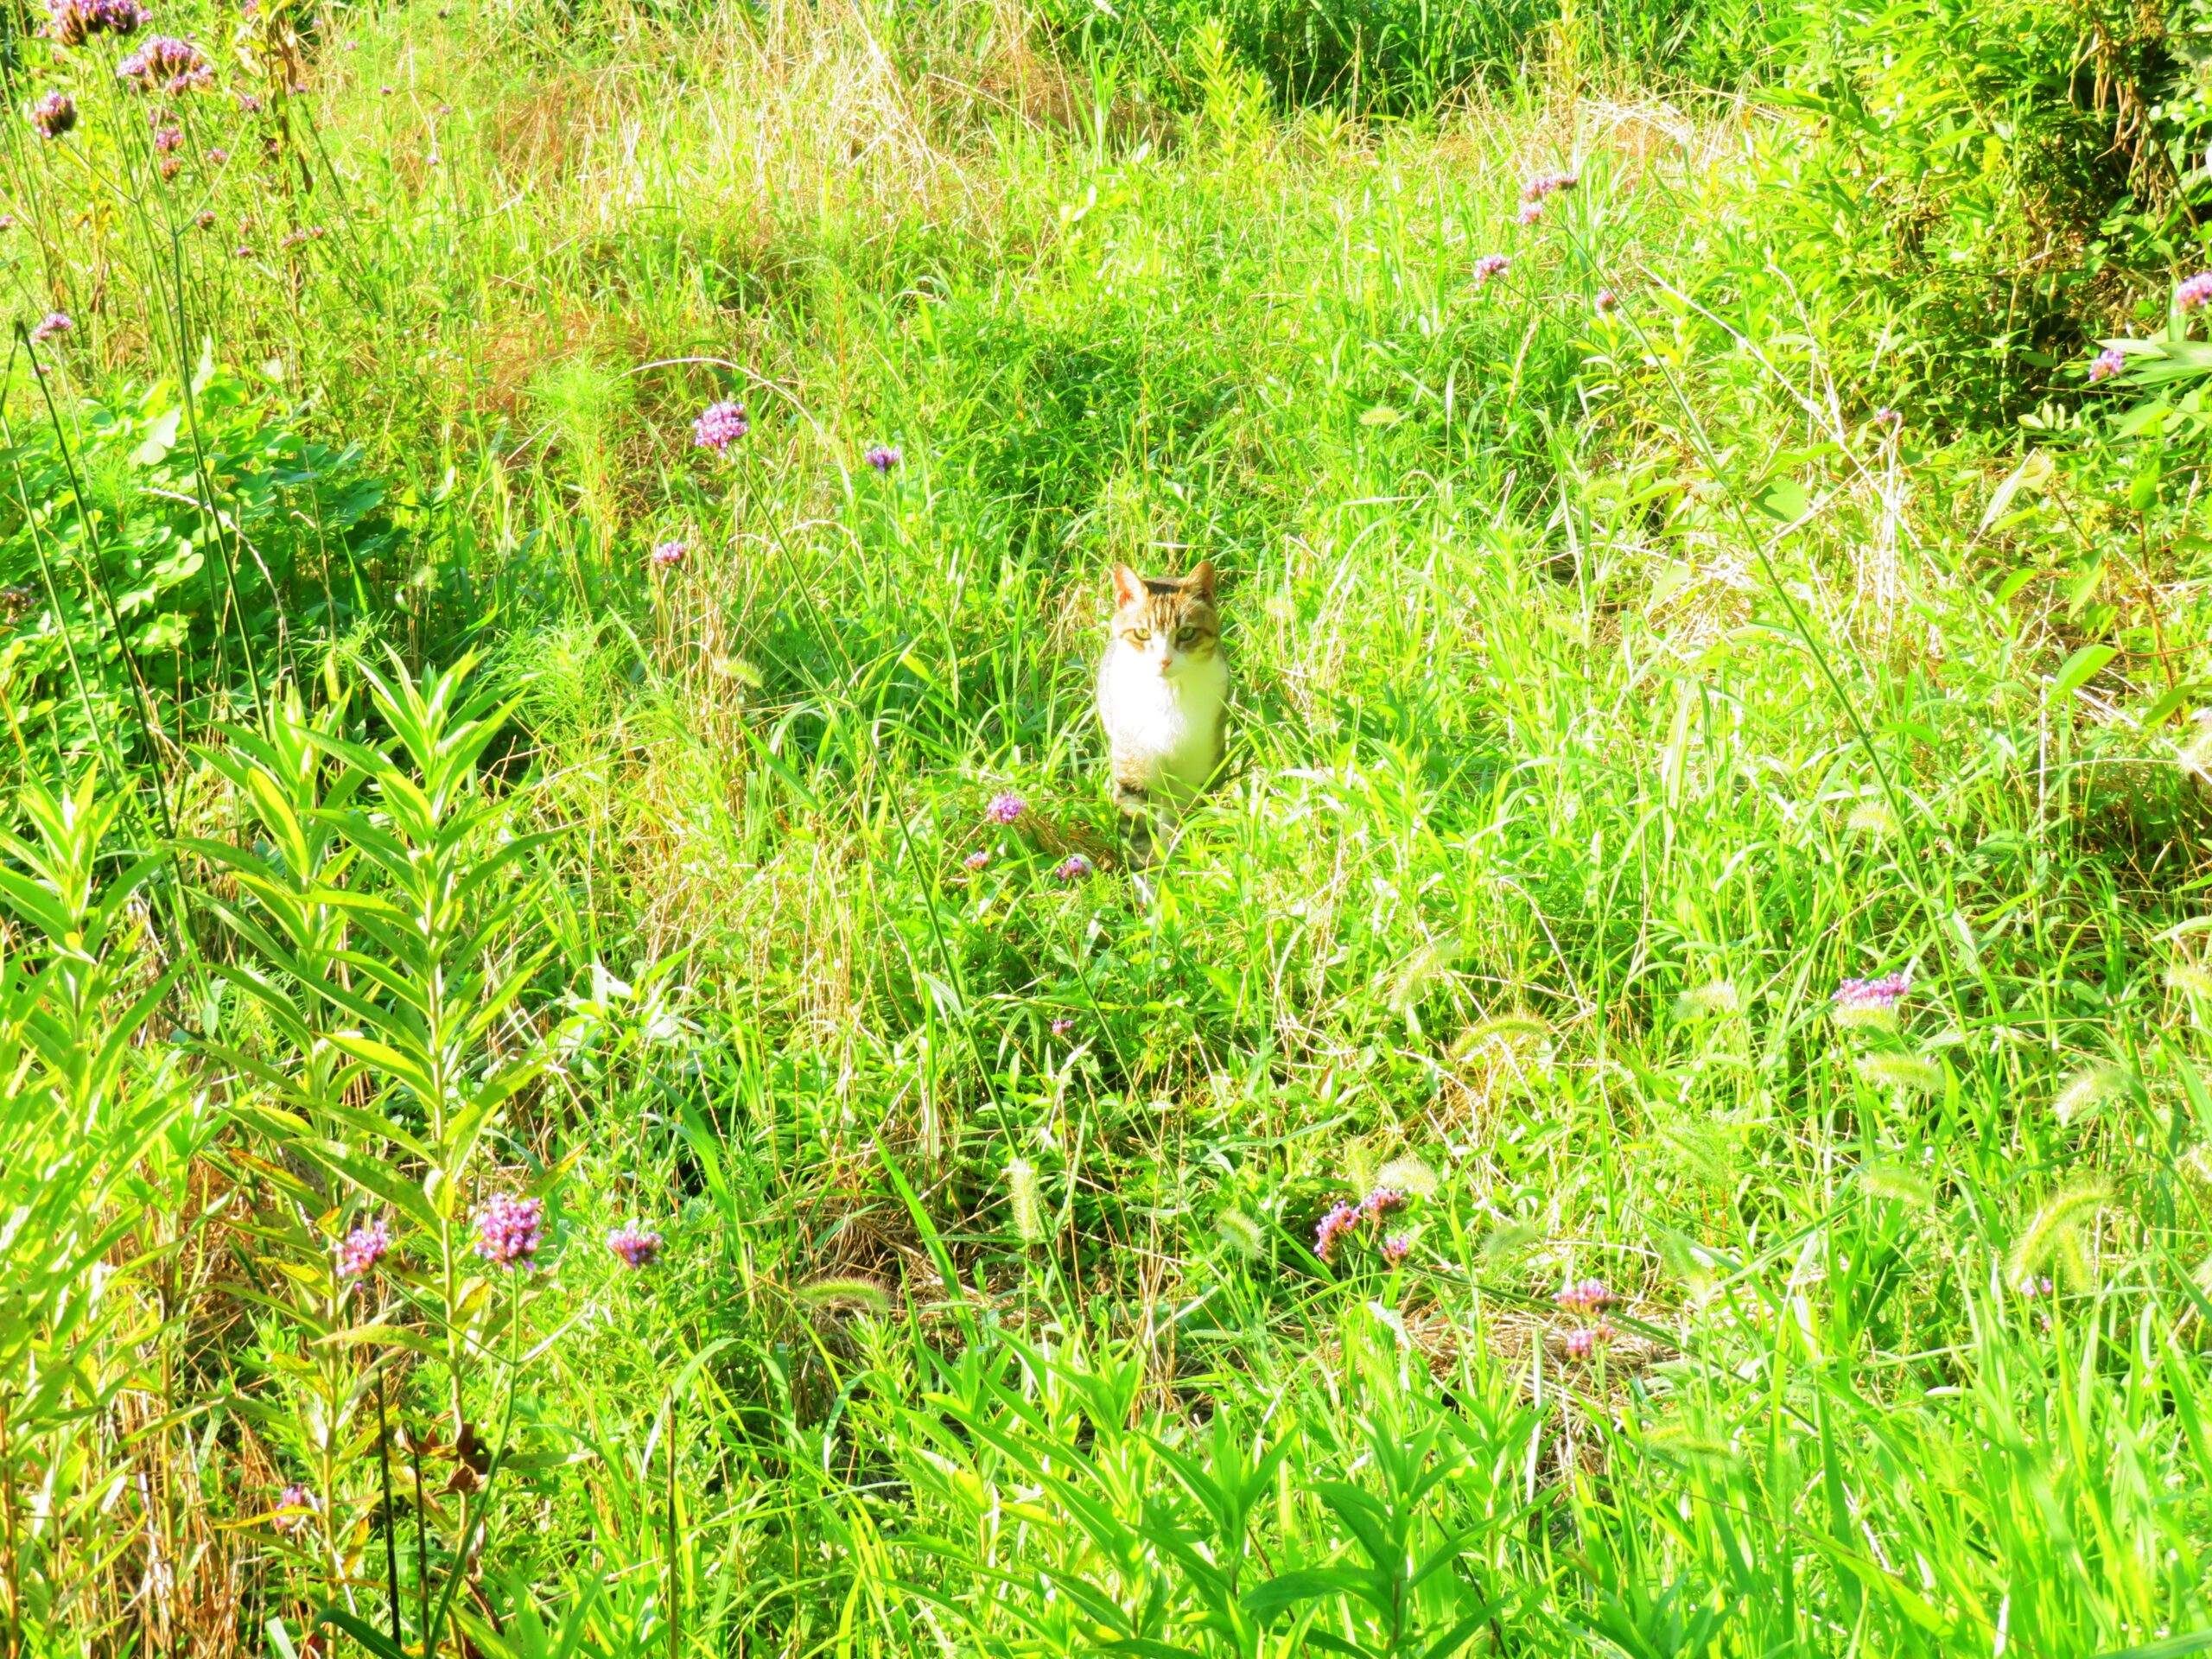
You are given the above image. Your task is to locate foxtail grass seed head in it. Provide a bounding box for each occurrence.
[1833,972,1909,1027]
[2180,272,2212,310]
[691,399,748,454]
[1382,1232,1412,1263]
[2166,963,2212,999]
[1007,1157,1044,1246]
[648,539,685,569]
[30,92,77,139]
[1473,252,1510,288]
[606,1224,662,1268]
[2005,1175,2112,1292]
[29,312,72,343]
[2053,1062,2134,1127]
[1214,1208,1264,1257]
[338,1218,391,1279]
[962,849,988,870]
[1554,1277,1614,1313]
[1858,1161,1935,1208]
[2088,346,2126,383]
[1674,979,1739,1019]
[1847,800,1897,836]
[1054,854,1092,882]
[1313,1200,1357,1262]
[1855,1052,1943,1094]
[983,791,1025,823]
[473,1193,543,1269]
[2177,718,2212,780]
[271,1484,315,1532]
[864,443,900,473]
[1375,1154,1439,1198]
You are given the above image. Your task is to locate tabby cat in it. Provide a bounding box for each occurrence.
[1095,562,1228,868]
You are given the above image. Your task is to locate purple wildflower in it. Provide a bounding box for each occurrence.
[2179,272,2212,310]
[271,1484,315,1532]
[607,1223,663,1269]
[1834,973,1908,1007]
[206,145,227,162]
[864,443,900,473]
[2017,1273,2055,1295]
[983,791,1025,824]
[1382,1232,1413,1263]
[1050,1017,1075,1036]
[337,1218,391,1280]
[118,35,213,94]
[1554,1276,1614,1314]
[152,123,182,153]
[29,92,77,139]
[1473,252,1510,288]
[1872,407,1902,428]
[963,849,989,870]
[156,154,180,179]
[194,209,215,228]
[45,0,148,46]
[235,91,262,113]
[691,399,749,454]
[649,538,686,569]
[1054,855,1093,882]
[1562,1322,1615,1359]
[2088,346,2125,384]
[1313,1201,1358,1262]
[232,244,254,257]
[473,1192,544,1269]
[1516,200,1543,226]
[29,312,72,344]
[1356,1186,1406,1223]
[1595,289,1618,312]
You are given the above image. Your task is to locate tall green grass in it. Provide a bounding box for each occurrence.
[0,0,2209,1653]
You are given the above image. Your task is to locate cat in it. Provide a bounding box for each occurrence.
[1095,561,1228,870]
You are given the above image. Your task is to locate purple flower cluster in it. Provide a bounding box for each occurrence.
[1554,1276,1614,1313]
[1522,169,1579,202]
[1594,289,1618,313]
[1562,1322,1616,1359]
[692,399,748,454]
[1834,973,1908,1010]
[1381,1233,1413,1264]
[118,35,213,94]
[152,123,182,153]
[46,0,148,46]
[1473,252,1510,288]
[338,1218,391,1280]
[2088,346,2125,384]
[473,1192,544,1269]
[607,1223,662,1269]
[983,791,1025,823]
[1872,407,1902,429]
[963,849,989,870]
[30,92,77,140]
[2179,272,2212,311]
[1314,1186,1410,1262]
[1050,1017,1075,1036]
[649,538,687,569]
[272,1484,315,1532]
[1054,855,1093,882]
[29,312,72,344]
[864,444,900,474]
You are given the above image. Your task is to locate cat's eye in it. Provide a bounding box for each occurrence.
[1124,629,1149,645]
[1174,626,1198,646]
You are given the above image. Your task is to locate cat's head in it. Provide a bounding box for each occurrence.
[1109,562,1221,677]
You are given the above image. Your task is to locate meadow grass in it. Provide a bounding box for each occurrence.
[1,0,2210,1654]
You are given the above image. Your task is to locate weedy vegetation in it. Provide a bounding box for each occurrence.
[3,0,2212,1652]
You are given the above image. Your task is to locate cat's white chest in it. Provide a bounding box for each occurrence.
[1097,646,1228,793]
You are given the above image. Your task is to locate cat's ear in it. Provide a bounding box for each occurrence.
[1111,565,1146,607]
[1185,560,1218,601]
